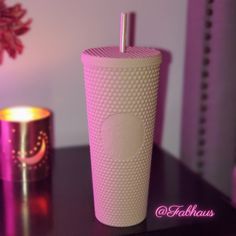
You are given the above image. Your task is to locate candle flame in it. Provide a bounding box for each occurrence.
[0,106,50,122]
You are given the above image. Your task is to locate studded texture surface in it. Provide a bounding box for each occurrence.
[82,50,161,227]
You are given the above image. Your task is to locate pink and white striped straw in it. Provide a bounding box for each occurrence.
[120,12,127,53]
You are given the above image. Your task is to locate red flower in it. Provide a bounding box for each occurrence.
[0,0,32,64]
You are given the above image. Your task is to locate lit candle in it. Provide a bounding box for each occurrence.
[0,106,53,181]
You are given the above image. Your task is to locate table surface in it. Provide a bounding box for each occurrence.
[0,145,235,236]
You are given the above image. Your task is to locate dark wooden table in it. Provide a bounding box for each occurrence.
[0,145,235,236]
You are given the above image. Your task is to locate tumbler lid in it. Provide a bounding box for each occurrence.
[81,46,161,68]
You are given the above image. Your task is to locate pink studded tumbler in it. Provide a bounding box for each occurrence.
[81,46,161,226]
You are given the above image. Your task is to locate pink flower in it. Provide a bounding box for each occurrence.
[0,0,32,64]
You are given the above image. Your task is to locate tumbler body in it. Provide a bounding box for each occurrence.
[82,47,161,226]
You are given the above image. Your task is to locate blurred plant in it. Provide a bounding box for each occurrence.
[0,0,32,64]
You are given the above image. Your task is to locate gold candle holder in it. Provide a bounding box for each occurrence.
[0,106,53,181]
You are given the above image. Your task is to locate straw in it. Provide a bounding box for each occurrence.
[120,12,127,53]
